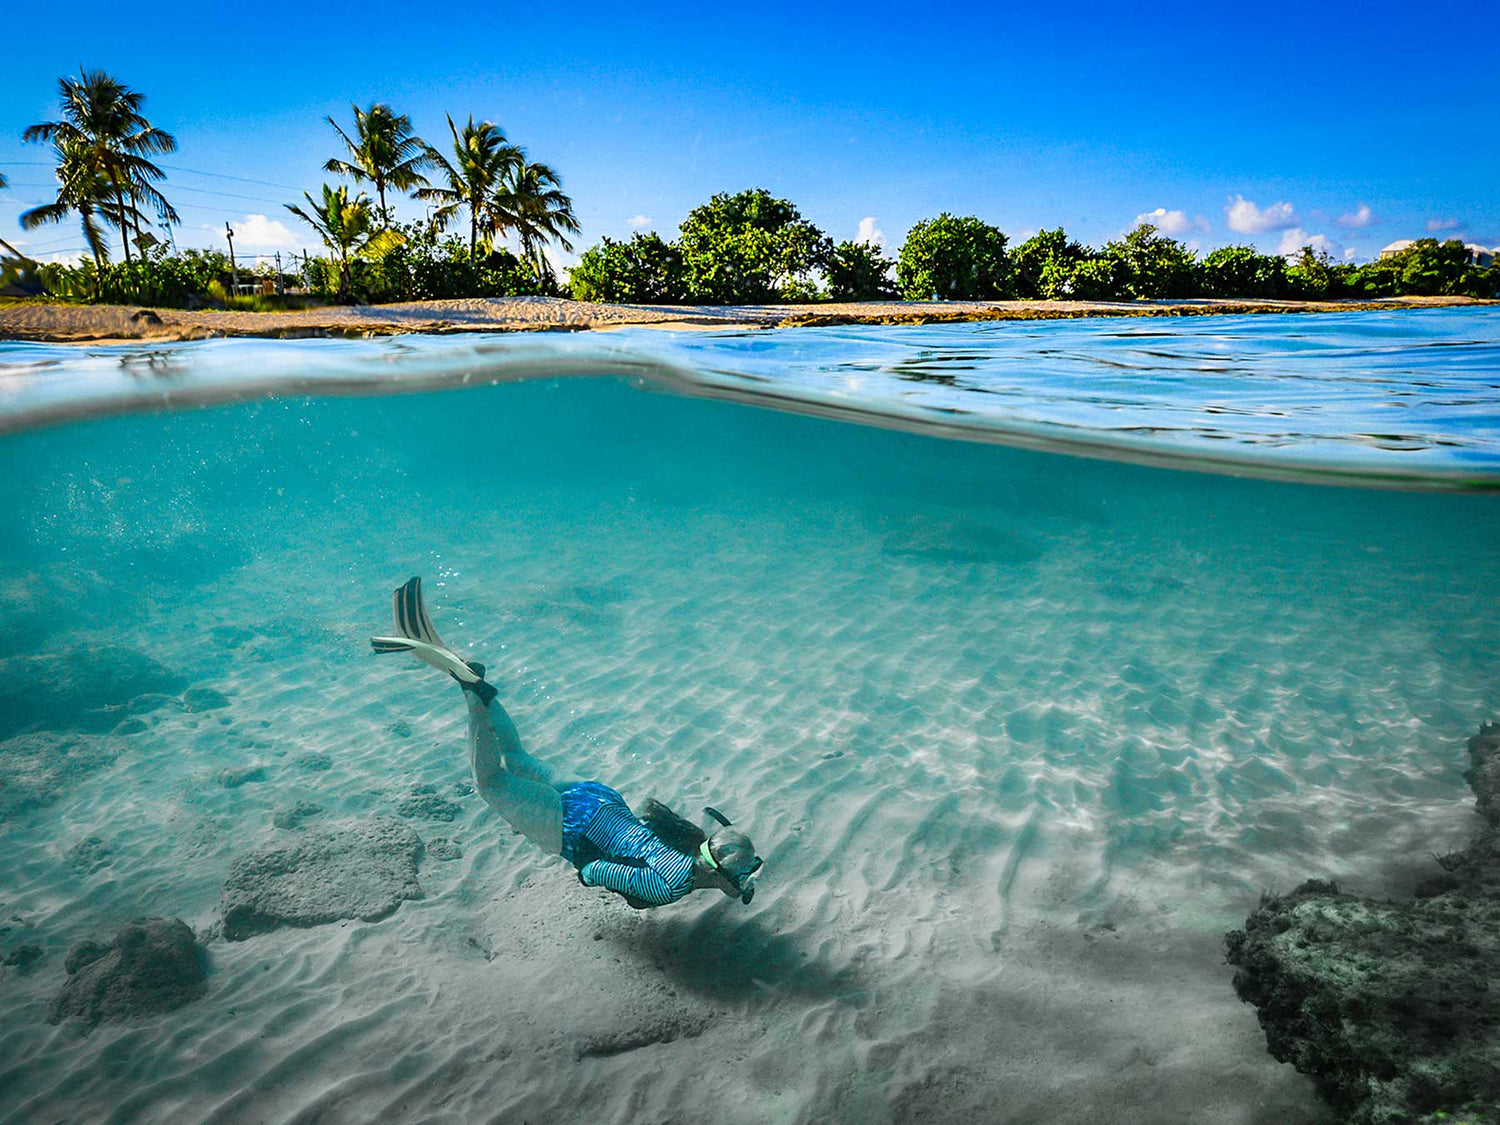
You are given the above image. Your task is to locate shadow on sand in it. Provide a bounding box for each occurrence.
[606,906,867,1006]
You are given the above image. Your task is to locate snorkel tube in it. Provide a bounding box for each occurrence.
[701,806,764,905]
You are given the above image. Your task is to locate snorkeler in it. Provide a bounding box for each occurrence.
[371,577,763,908]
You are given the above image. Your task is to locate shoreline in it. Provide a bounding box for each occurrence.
[0,293,1493,345]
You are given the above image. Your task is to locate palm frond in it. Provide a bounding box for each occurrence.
[19,201,71,229]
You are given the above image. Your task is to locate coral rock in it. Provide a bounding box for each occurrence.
[48,917,207,1026]
[0,732,119,818]
[220,818,424,940]
[0,645,185,739]
[1225,725,1500,1124]
[395,783,462,822]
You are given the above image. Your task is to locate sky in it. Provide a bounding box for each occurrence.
[3,0,1498,269]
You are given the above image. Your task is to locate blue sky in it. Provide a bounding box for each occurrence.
[3,0,1497,268]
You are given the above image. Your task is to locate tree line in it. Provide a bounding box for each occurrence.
[571,191,1500,304]
[3,71,1495,308]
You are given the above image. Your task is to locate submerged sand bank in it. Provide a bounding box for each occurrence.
[0,293,1492,344]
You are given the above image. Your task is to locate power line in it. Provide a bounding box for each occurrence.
[11,232,85,249]
[3,159,301,191]
[8,180,288,205]
[158,163,300,190]
[149,182,288,205]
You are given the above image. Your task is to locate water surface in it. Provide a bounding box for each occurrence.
[0,311,1496,1122]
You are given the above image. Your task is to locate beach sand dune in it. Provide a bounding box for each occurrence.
[1,293,1490,344]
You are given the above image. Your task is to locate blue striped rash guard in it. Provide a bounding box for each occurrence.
[559,782,696,907]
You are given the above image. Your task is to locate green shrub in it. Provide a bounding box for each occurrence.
[896,214,1012,300]
[1284,246,1339,299]
[1103,224,1200,299]
[27,247,239,307]
[569,232,687,303]
[1013,228,1088,299]
[676,189,832,304]
[356,223,558,303]
[1201,246,1287,297]
[1067,257,1121,300]
[825,239,897,300]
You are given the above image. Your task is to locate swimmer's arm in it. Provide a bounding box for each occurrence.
[579,860,677,906]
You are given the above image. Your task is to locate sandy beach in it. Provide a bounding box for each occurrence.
[0,293,1492,344]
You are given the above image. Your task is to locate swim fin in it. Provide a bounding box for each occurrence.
[370,576,485,686]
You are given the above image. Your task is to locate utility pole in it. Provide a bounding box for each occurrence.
[225,222,239,296]
[275,251,284,296]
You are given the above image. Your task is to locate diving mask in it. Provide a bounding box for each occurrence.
[700,806,764,904]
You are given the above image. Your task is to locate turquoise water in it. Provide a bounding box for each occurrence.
[0,310,1497,1122]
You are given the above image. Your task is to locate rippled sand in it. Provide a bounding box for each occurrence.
[1,375,1496,1122]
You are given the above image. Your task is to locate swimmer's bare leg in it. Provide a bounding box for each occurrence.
[372,576,565,854]
[461,681,564,855]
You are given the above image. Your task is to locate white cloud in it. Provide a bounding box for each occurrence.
[1335,203,1375,229]
[1225,195,1298,234]
[222,214,303,253]
[541,242,577,276]
[855,216,885,247]
[627,214,651,229]
[1133,208,1209,236]
[1277,227,1340,258]
[1425,216,1461,233]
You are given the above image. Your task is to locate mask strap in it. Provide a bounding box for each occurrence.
[703,806,733,828]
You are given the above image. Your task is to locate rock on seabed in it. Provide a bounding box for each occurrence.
[0,732,119,817]
[0,645,186,739]
[1226,724,1500,1124]
[219,818,424,940]
[49,917,207,1026]
[395,783,462,822]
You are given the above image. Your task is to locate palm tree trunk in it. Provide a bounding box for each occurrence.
[82,208,105,299]
[127,191,144,254]
[108,172,132,263]
[377,179,387,227]
[470,199,478,259]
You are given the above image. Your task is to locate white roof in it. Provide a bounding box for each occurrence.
[1378,239,1415,255]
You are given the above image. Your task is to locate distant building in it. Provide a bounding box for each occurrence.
[1378,238,1496,266]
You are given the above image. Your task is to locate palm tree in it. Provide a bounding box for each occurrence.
[22,70,178,263]
[285,183,379,302]
[493,154,579,277]
[324,103,431,225]
[415,115,519,257]
[20,136,118,277]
